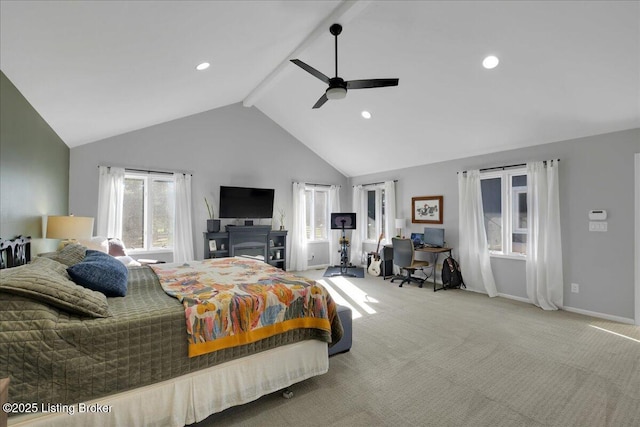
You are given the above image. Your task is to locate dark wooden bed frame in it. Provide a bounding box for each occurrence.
[0,235,31,269]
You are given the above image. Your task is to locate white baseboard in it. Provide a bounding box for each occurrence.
[563,305,635,325]
[497,293,530,304]
[497,293,635,324]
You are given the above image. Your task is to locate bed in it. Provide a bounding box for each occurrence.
[0,237,342,426]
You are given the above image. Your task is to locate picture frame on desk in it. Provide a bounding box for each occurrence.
[412,195,443,224]
[209,240,217,252]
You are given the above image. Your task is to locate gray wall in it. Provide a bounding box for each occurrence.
[351,128,639,321]
[69,103,348,262]
[0,71,69,254]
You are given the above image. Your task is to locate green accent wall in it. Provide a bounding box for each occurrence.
[0,71,69,253]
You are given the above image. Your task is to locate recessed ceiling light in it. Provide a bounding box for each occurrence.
[196,62,210,71]
[361,111,371,119]
[482,55,499,69]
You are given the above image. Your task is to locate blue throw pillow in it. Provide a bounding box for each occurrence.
[67,250,129,297]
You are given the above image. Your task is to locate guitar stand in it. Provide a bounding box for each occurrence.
[329,221,357,277]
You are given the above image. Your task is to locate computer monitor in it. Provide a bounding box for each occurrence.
[423,227,444,248]
[410,232,424,246]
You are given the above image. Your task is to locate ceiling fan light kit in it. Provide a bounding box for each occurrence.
[291,23,399,109]
[326,87,347,100]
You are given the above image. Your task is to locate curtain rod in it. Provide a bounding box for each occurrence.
[296,182,341,188]
[353,179,398,187]
[458,159,560,175]
[99,165,192,176]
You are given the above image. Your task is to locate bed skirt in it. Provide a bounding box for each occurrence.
[9,340,328,427]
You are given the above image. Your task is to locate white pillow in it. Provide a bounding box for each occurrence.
[78,236,109,253]
[115,256,142,267]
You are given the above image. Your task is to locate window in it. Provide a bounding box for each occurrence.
[480,169,527,256]
[304,187,328,241]
[122,173,175,251]
[366,187,385,241]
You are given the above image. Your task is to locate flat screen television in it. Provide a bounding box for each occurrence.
[219,186,275,219]
[330,213,356,230]
[423,227,444,248]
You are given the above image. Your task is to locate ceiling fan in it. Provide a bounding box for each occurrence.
[290,23,399,109]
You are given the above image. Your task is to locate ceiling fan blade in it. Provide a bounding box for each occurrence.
[290,59,330,84]
[312,93,329,109]
[346,78,399,89]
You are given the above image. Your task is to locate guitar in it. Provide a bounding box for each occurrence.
[368,233,384,276]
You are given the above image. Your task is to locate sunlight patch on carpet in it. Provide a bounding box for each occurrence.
[589,325,640,343]
[328,276,377,315]
[317,279,362,319]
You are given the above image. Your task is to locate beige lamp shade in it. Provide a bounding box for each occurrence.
[46,216,94,240]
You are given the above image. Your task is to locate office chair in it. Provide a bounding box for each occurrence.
[390,237,430,288]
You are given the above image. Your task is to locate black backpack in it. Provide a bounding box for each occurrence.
[441,256,465,289]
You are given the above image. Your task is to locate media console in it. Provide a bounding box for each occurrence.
[203,225,288,271]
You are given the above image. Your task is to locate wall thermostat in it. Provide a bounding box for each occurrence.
[588,210,607,221]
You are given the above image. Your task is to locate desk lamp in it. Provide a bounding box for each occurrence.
[395,218,405,238]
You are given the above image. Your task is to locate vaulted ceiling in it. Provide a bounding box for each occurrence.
[1,1,638,177]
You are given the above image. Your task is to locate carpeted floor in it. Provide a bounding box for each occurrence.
[323,266,365,278]
[192,269,640,427]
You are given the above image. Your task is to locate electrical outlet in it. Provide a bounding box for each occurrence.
[571,283,579,293]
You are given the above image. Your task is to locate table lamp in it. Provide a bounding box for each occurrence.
[46,215,94,249]
[395,218,405,238]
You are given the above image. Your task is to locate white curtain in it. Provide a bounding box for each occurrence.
[289,182,308,271]
[458,170,498,297]
[349,185,367,266]
[173,173,194,263]
[383,181,397,245]
[328,185,341,266]
[96,166,124,238]
[526,160,563,310]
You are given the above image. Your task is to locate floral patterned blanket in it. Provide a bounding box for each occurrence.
[150,257,341,357]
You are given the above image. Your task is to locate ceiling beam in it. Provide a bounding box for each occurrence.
[242,0,372,108]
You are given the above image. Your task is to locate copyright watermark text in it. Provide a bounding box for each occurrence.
[2,402,112,416]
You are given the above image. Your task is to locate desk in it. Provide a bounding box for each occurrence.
[414,246,452,292]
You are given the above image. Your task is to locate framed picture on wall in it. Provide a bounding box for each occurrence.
[412,195,443,224]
